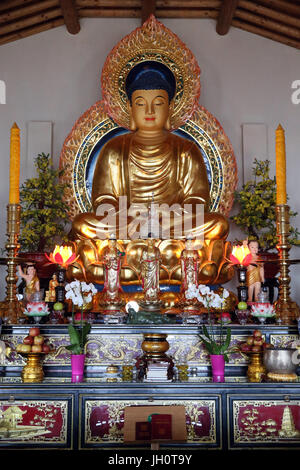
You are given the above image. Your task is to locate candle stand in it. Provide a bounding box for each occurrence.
[274,204,300,324]
[0,204,25,323]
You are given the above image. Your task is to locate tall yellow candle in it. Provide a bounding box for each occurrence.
[275,123,287,205]
[9,122,20,204]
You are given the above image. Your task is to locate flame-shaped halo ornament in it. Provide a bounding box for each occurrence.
[101,14,201,130]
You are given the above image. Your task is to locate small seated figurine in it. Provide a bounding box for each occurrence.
[18,264,40,301]
[246,240,265,302]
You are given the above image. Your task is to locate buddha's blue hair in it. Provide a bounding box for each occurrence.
[125,61,176,102]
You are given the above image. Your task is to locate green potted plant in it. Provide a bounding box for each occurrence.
[186,284,233,382]
[66,321,91,383]
[19,153,70,277]
[231,159,300,252]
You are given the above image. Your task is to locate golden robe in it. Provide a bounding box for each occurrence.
[247,265,263,286]
[72,133,228,240]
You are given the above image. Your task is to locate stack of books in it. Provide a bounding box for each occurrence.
[144,362,171,382]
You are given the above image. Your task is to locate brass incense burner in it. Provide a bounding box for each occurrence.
[141,333,170,360]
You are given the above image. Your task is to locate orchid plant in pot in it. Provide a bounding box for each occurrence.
[65,280,97,382]
[186,285,232,382]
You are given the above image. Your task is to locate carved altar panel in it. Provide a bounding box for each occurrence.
[0,333,249,368]
[270,334,298,348]
[82,399,219,447]
[230,398,300,448]
[0,398,71,447]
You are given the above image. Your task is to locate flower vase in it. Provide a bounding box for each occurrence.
[71,354,85,383]
[210,354,225,383]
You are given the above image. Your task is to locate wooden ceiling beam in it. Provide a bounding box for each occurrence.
[0,17,64,46]
[80,8,140,17]
[59,0,80,34]
[156,0,221,6]
[0,1,59,25]
[239,0,300,29]
[141,0,156,24]
[79,8,218,18]
[76,0,220,5]
[235,9,300,41]
[216,0,239,35]
[0,0,34,13]
[77,0,140,5]
[257,0,300,18]
[0,7,62,35]
[232,18,300,50]
[155,9,218,18]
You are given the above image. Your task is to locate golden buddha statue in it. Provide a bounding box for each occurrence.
[62,16,237,288]
[72,64,228,243]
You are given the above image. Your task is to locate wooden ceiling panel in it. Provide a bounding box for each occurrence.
[0,0,298,50]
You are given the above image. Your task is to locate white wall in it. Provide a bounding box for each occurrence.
[0,18,299,300]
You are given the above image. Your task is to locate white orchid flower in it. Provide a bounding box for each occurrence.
[198,285,210,296]
[222,289,230,299]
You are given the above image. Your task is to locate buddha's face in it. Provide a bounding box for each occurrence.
[129,89,170,131]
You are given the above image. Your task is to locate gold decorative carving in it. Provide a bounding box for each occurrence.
[270,334,298,348]
[0,333,250,367]
[279,406,300,438]
[233,400,300,443]
[0,400,68,443]
[85,399,216,444]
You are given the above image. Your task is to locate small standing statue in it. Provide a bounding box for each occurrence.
[180,236,201,294]
[245,240,265,302]
[139,236,162,312]
[100,235,124,311]
[178,236,202,312]
[18,264,40,301]
[45,273,59,302]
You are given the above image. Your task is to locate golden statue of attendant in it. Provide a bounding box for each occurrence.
[180,236,201,295]
[246,240,265,302]
[139,237,162,310]
[100,235,124,311]
[18,264,40,301]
